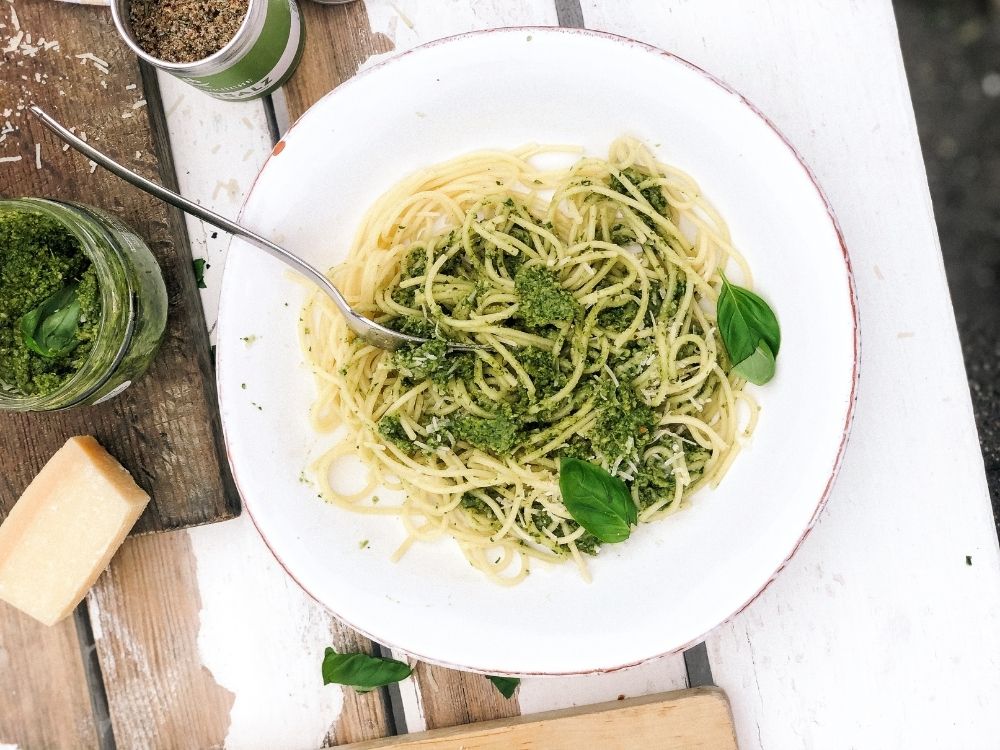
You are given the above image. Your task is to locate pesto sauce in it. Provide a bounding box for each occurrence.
[376,189,702,548]
[0,211,100,397]
[513,265,580,329]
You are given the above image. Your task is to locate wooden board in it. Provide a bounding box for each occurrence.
[342,688,737,750]
[0,0,237,535]
[0,606,100,748]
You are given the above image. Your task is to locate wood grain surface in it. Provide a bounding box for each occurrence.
[0,0,237,534]
[0,606,99,748]
[408,663,520,731]
[87,533,235,749]
[342,688,737,750]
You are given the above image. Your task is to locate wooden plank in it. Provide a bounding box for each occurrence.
[0,0,237,534]
[86,533,235,749]
[581,1,1000,748]
[342,688,737,750]
[0,607,99,748]
[278,0,394,123]
[406,662,519,730]
[84,68,394,746]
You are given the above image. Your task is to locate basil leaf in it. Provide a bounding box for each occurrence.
[192,258,208,289]
[733,340,775,385]
[717,275,780,385]
[558,457,636,543]
[321,647,412,693]
[488,675,520,699]
[18,283,83,358]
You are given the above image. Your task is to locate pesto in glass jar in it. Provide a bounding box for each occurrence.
[0,199,168,411]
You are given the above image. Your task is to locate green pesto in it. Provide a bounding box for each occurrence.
[377,414,413,453]
[591,378,657,466]
[374,188,716,554]
[609,166,670,224]
[392,339,474,388]
[513,265,580,329]
[0,211,100,397]
[452,402,520,456]
[460,491,494,518]
[514,346,564,398]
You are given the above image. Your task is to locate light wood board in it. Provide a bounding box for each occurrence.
[342,688,737,750]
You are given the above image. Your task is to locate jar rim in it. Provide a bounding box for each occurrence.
[0,199,137,410]
[110,0,259,74]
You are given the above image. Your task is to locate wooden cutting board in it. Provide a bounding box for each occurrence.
[0,0,238,533]
[343,687,738,750]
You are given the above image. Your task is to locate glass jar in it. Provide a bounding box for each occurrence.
[0,199,168,412]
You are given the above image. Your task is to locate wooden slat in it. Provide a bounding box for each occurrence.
[276,5,400,742]
[86,533,234,748]
[0,0,237,534]
[0,608,99,748]
[279,0,394,121]
[342,688,737,750]
[408,663,519,730]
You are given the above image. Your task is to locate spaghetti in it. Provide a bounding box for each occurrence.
[300,137,758,584]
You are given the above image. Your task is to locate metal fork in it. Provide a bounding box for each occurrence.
[30,105,474,353]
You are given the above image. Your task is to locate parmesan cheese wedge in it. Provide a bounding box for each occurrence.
[0,436,150,626]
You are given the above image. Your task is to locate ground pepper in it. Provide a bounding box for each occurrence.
[0,211,101,397]
[129,0,249,64]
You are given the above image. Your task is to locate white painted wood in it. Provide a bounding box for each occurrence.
[579,1,1000,748]
[155,0,1000,745]
[156,74,349,750]
[158,73,274,343]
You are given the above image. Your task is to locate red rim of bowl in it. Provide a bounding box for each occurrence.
[217,25,861,677]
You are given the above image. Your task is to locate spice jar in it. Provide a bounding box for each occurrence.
[111,0,305,101]
[0,199,168,412]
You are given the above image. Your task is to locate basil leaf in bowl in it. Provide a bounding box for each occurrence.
[717,274,780,385]
[558,457,637,543]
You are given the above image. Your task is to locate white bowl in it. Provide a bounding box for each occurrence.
[217,27,858,675]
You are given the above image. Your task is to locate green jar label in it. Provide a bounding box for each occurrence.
[180,0,303,101]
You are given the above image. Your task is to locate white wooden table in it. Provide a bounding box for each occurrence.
[6,0,1000,747]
